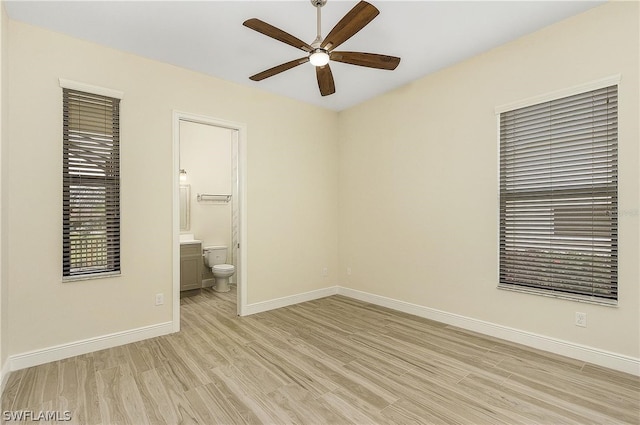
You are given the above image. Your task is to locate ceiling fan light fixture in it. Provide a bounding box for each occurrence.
[309,49,330,66]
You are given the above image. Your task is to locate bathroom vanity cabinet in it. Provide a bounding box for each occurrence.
[180,242,203,291]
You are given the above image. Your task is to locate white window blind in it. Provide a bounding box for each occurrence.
[499,85,618,303]
[63,88,121,278]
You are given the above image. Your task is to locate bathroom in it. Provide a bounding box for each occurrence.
[179,119,239,297]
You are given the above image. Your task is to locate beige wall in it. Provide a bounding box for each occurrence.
[6,20,339,355]
[0,2,8,373]
[338,2,639,358]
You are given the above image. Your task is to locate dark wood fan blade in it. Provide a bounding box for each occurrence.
[316,64,335,96]
[320,1,379,51]
[250,57,309,81]
[330,51,400,70]
[243,18,312,52]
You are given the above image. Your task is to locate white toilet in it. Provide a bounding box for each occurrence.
[203,246,235,293]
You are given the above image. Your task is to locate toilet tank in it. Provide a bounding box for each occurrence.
[204,246,228,266]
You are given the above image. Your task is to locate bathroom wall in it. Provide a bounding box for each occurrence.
[180,120,235,285]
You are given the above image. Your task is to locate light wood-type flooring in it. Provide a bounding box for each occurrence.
[2,286,639,424]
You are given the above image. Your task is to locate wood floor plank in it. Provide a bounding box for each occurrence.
[320,390,394,425]
[162,332,218,386]
[489,337,586,372]
[57,357,80,425]
[349,327,513,384]
[72,354,102,425]
[95,365,149,425]
[11,361,58,412]
[1,368,23,412]
[187,382,245,424]
[580,362,640,391]
[382,399,450,425]
[496,354,640,411]
[210,339,289,396]
[504,367,640,424]
[457,373,596,425]
[154,363,205,424]
[318,330,416,377]
[182,384,227,425]
[346,358,517,425]
[2,285,638,425]
[207,364,288,424]
[269,383,351,424]
[134,368,181,425]
[243,340,337,397]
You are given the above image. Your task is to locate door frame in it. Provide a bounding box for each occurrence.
[172,110,248,331]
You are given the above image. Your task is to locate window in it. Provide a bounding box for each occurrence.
[62,87,121,279]
[498,84,618,303]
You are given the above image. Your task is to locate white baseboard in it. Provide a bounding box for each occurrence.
[6,285,339,373]
[4,287,637,377]
[337,287,640,376]
[244,286,339,315]
[8,321,175,372]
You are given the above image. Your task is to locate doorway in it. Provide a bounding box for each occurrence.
[172,111,247,331]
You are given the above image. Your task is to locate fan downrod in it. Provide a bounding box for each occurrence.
[311,0,328,46]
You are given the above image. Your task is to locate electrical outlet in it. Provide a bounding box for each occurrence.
[155,293,164,306]
[575,312,587,327]
[321,267,328,277]
[347,267,352,276]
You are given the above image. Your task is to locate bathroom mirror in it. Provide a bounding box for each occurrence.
[179,184,190,231]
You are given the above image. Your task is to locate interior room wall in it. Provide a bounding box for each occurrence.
[180,121,234,285]
[338,1,639,360]
[0,1,9,382]
[6,19,339,357]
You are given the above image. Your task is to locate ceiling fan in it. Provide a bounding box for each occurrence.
[243,0,401,97]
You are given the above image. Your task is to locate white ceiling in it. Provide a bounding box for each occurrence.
[5,0,604,111]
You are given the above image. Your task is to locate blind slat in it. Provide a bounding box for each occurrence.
[499,85,617,302]
[63,88,121,278]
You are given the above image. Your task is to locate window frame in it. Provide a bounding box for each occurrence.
[495,75,620,306]
[60,79,124,281]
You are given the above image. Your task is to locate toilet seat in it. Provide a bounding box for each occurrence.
[213,264,235,272]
